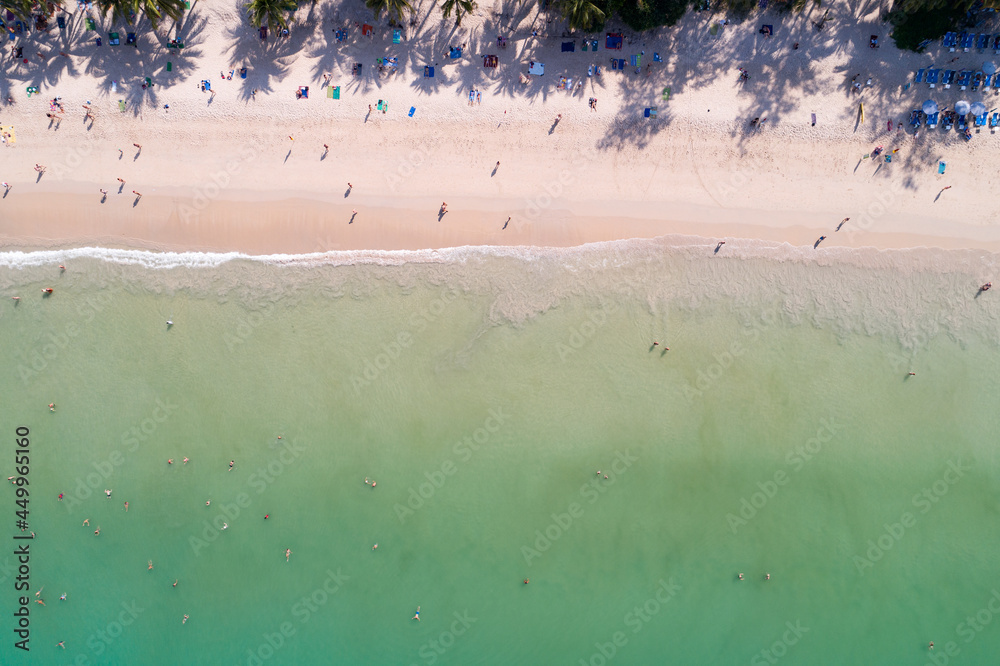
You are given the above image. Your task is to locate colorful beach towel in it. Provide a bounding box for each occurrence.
[327,85,339,99]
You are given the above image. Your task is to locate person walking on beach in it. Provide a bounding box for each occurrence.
[117,177,125,185]
[440,202,448,214]
[814,235,826,248]
[836,217,849,231]
[132,190,142,200]
[2,182,9,193]
[34,164,46,173]
[100,188,107,197]
[133,143,142,151]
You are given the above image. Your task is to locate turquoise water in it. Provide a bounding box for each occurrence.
[3,241,1000,665]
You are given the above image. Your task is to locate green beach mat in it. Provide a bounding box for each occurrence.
[327,86,339,99]
[86,17,95,30]
[118,100,126,112]
[710,24,719,37]
[662,86,671,101]
[167,61,172,72]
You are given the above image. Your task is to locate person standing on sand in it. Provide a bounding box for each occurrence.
[836,218,849,231]
[133,190,142,200]
[34,164,46,173]
[441,202,448,214]
[2,182,10,193]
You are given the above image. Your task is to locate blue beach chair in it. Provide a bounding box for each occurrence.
[423,66,434,77]
[915,68,925,84]
[944,32,957,52]
[957,70,971,90]
[926,112,938,128]
[926,68,939,88]
[975,112,987,127]
[943,70,955,89]
[961,32,974,51]
[994,74,1000,91]
[994,34,1000,54]
[990,112,999,129]
[977,34,989,51]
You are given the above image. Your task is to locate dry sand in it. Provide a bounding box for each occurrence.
[2,0,1000,254]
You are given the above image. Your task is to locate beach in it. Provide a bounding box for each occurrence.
[2,0,1000,254]
[4,1,1000,665]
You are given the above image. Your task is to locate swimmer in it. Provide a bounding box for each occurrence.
[168,459,173,464]
[60,593,66,601]
[285,548,292,562]
[206,500,211,506]
[173,580,177,587]
[35,586,43,597]
[49,403,56,412]
[229,460,235,471]
[94,527,100,536]
[765,573,770,580]
[105,489,112,498]
[183,457,189,464]
[166,320,173,327]
[412,606,420,621]
[124,501,128,511]
[908,371,916,376]
[148,560,153,570]
[57,641,65,649]
[929,641,934,649]
[264,514,269,519]
[36,599,45,606]
[12,296,19,302]
[59,265,65,272]
[604,475,608,479]
[372,543,378,550]
[222,522,228,530]
[371,480,376,488]
[738,573,744,580]
[523,578,529,584]
[182,614,189,624]
[596,470,601,476]
[82,519,89,526]
[43,288,53,294]
[58,493,64,500]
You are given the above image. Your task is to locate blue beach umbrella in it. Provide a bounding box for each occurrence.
[971,101,987,116]
[984,61,997,75]
[922,99,938,115]
[955,100,971,116]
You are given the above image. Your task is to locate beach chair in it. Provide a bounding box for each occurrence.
[582,40,588,51]
[993,35,1000,53]
[944,32,957,51]
[973,71,983,91]
[938,161,946,174]
[561,41,574,52]
[983,74,993,88]
[977,34,989,51]
[393,29,401,44]
[990,112,999,129]
[423,66,434,77]
[126,32,136,46]
[943,70,955,89]
[957,70,971,90]
[975,112,987,126]
[914,68,925,84]
[926,69,939,88]
[408,106,415,117]
[994,74,1000,91]
[109,32,120,45]
[57,15,65,29]
[926,112,938,128]
[943,114,953,130]
[961,31,973,52]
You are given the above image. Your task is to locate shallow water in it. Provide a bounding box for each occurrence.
[3,240,1000,665]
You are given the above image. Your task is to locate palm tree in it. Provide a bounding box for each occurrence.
[0,0,40,22]
[244,0,299,32]
[96,0,187,30]
[441,0,476,25]
[556,0,604,32]
[365,0,413,24]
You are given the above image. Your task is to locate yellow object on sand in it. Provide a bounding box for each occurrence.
[0,125,15,145]
[859,103,865,124]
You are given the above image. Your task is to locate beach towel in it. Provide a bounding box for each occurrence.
[167,61,172,71]
[127,32,136,46]
[327,85,339,99]
[423,66,434,77]
[528,61,544,76]
[630,55,640,66]
[118,100,126,112]
[240,67,247,79]
[86,17,95,30]
[582,41,588,51]
[393,29,401,44]
[362,24,373,37]
[662,86,671,101]
[561,42,575,52]
[605,33,622,50]
[449,46,462,58]
[202,79,211,91]
[938,161,946,174]
[109,32,120,45]
[297,86,309,99]
[57,16,65,29]
[408,106,415,117]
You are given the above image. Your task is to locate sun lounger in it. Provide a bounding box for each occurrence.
[926,112,938,128]
[926,69,939,88]
[973,71,983,90]
[943,114,953,130]
[957,115,966,130]
[57,15,65,29]
[957,70,971,90]
[605,33,623,50]
[109,32,120,45]
[943,70,955,88]
[983,74,993,88]
[975,112,987,126]
[408,106,415,117]
[944,31,957,51]
[994,74,1000,91]
[126,32,136,46]
[990,112,999,128]
[423,66,434,77]
[910,109,922,127]
[961,31,973,52]
[977,34,989,51]
[561,42,574,52]
[393,29,401,44]
[915,68,925,83]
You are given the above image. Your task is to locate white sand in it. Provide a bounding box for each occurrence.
[1,0,999,253]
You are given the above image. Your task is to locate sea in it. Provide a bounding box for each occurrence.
[2,237,999,666]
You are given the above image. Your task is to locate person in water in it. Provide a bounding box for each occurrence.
[412,606,420,621]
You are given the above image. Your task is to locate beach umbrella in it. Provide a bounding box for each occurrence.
[955,100,971,116]
[922,99,938,115]
[984,61,997,75]
[971,101,987,116]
